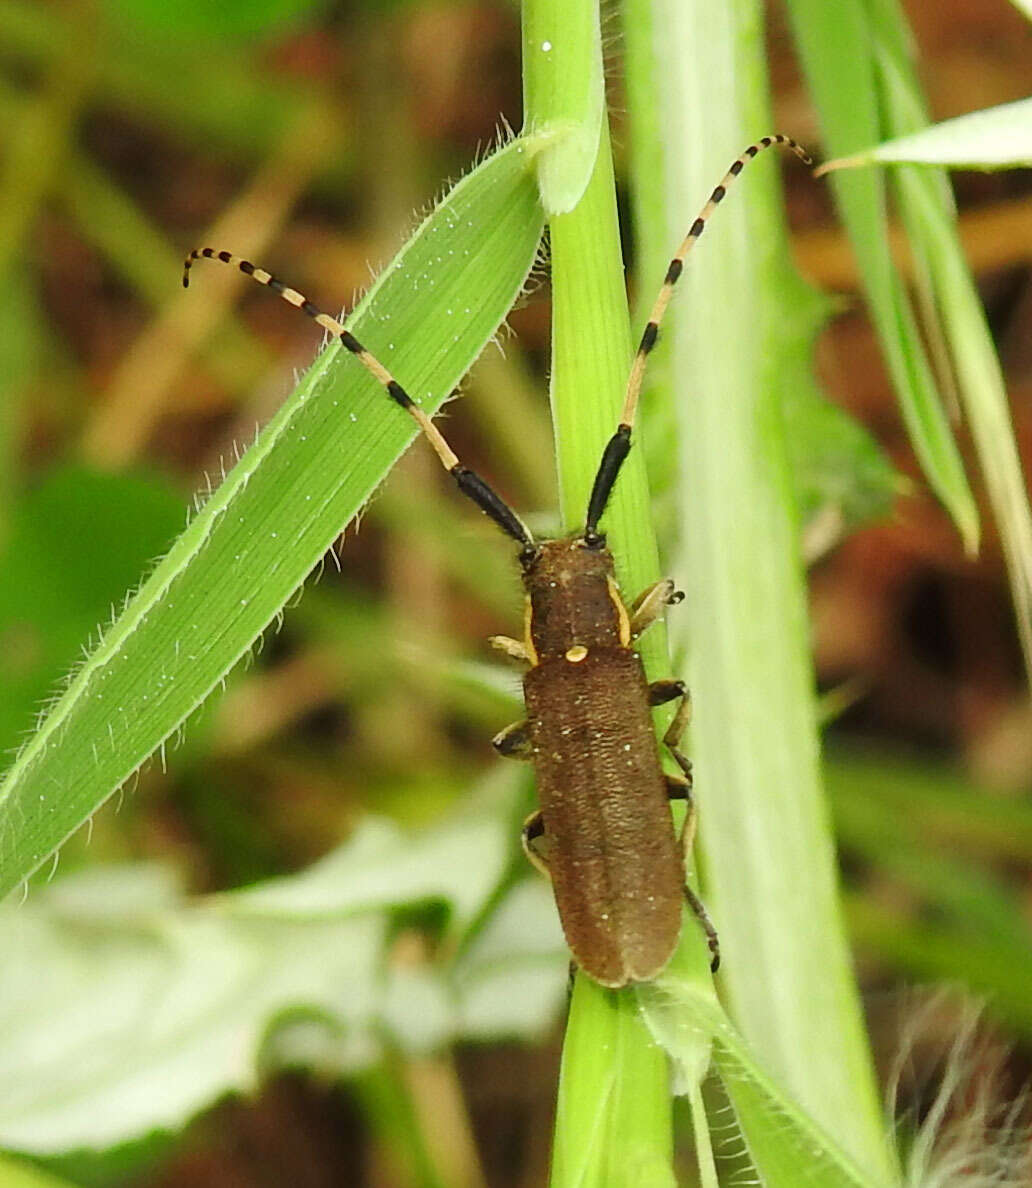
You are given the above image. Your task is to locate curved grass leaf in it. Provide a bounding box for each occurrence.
[853,2,1032,677]
[892,163,1032,680]
[627,0,894,1176]
[0,137,544,899]
[640,973,891,1188]
[785,0,979,552]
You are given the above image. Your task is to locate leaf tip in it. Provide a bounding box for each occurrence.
[813,154,865,178]
[959,510,981,557]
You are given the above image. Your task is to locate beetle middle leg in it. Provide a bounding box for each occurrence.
[650,679,693,782]
[493,719,532,759]
[489,635,532,665]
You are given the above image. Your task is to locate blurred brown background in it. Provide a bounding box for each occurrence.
[1,0,1030,1184]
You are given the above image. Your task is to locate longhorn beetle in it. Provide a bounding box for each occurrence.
[184,134,812,987]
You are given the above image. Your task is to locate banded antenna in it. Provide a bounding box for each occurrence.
[583,135,813,545]
[182,249,535,551]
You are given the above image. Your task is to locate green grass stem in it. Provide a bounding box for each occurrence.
[544,102,678,1188]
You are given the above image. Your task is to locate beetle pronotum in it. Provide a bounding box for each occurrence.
[185,133,812,987]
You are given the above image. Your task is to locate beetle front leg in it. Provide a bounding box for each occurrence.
[630,579,684,639]
[489,635,531,665]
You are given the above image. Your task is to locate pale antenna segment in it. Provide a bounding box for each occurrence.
[183,248,534,550]
[621,134,812,430]
[584,134,813,542]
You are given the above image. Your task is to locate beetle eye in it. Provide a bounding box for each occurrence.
[582,531,606,550]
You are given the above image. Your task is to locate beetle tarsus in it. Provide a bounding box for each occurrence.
[649,678,687,708]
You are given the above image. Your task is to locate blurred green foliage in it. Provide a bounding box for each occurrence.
[0,466,184,756]
[104,0,332,42]
[0,0,1028,1182]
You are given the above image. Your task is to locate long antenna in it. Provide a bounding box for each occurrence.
[183,249,534,550]
[584,135,813,542]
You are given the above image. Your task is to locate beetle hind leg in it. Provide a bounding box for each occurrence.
[666,774,697,852]
[684,883,721,973]
[652,680,692,782]
[666,764,720,972]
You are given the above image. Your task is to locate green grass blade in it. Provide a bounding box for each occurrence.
[785,0,979,551]
[827,750,1032,861]
[626,0,895,1178]
[819,97,1032,170]
[685,1081,719,1188]
[0,138,543,898]
[551,978,677,1188]
[547,120,664,600]
[905,173,1032,676]
[806,0,1032,680]
[0,1154,77,1188]
[641,971,889,1188]
[523,0,709,1175]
